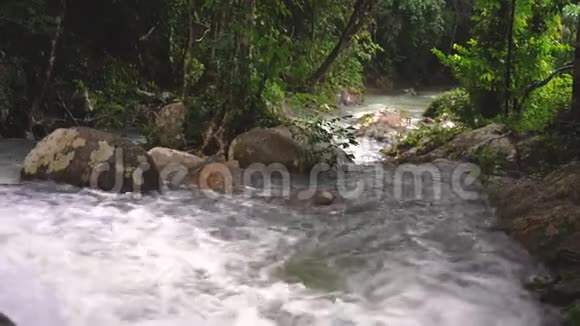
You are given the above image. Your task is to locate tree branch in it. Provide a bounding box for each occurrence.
[517,64,574,111]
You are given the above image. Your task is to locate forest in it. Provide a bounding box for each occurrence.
[1,0,463,146]
[1,0,578,154]
[2,0,580,325]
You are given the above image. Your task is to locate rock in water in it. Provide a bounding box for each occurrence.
[191,160,243,194]
[155,102,186,148]
[148,147,206,186]
[400,124,517,171]
[148,147,205,171]
[228,127,305,173]
[0,313,15,326]
[21,127,160,193]
[312,190,335,206]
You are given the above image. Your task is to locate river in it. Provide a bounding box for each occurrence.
[0,92,561,326]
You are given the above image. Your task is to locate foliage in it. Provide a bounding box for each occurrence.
[84,58,159,130]
[564,302,580,326]
[0,0,385,146]
[474,144,501,179]
[561,3,580,45]
[284,92,337,116]
[285,115,358,167]
[562,3,580,29]
[513,74,573,131]
[367,0,458,86]
[324,31,382,91]
[424,88,483,127]
[433,0,569,119]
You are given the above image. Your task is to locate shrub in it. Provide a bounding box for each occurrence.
[285,115,357,168]
[424,88,482,127]
[564,303,580,326]
[514,75,573,132]
[395,123,468,156]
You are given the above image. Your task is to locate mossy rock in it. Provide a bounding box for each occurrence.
[22,127,160,193]
[404,124,516,171]
[281,256,341,291]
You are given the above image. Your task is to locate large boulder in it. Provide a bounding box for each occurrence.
[148,147,205,172]
[154,102,186,148]
[493,162,580,254]
[148,147,206,187]
[491,162,580,304]
[21,127,160,193]
[190,160,244,194]
[228,127,306,173]
[355,110,409,144]
[403,124,517,172]
[355,110,411,152]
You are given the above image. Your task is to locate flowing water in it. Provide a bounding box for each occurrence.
[0,92,561,326]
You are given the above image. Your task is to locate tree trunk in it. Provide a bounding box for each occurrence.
[182,0,197,98]
[503,0,516,115]
[572,16,580,122]
[29,0,66,135]
[201,0,256,155]
[308,0,377,87]
[238,0,255,100]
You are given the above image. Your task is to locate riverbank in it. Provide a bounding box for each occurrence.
[382,115,580,322]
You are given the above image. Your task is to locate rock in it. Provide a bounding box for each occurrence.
[154,102,186,149]
[410,124,516,168]
[21,127,160,193]
[493,161,580,252]
[191,160,243,194]
[312,190,335,206]
[491,161,580,304]
[540,278,580,306]
[0,313,15,326]
[337,89,363,106]
[148,147,205,172]
[356,110,409,147]
[357,110,408,130]
[228,127,306,173]
[265,189,344,210]
[148,147,206,187]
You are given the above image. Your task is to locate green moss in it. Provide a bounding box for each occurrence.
[281,256,341,291]
[474,144,501,182]
[398,124,467,154]
[512,75,573,132]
